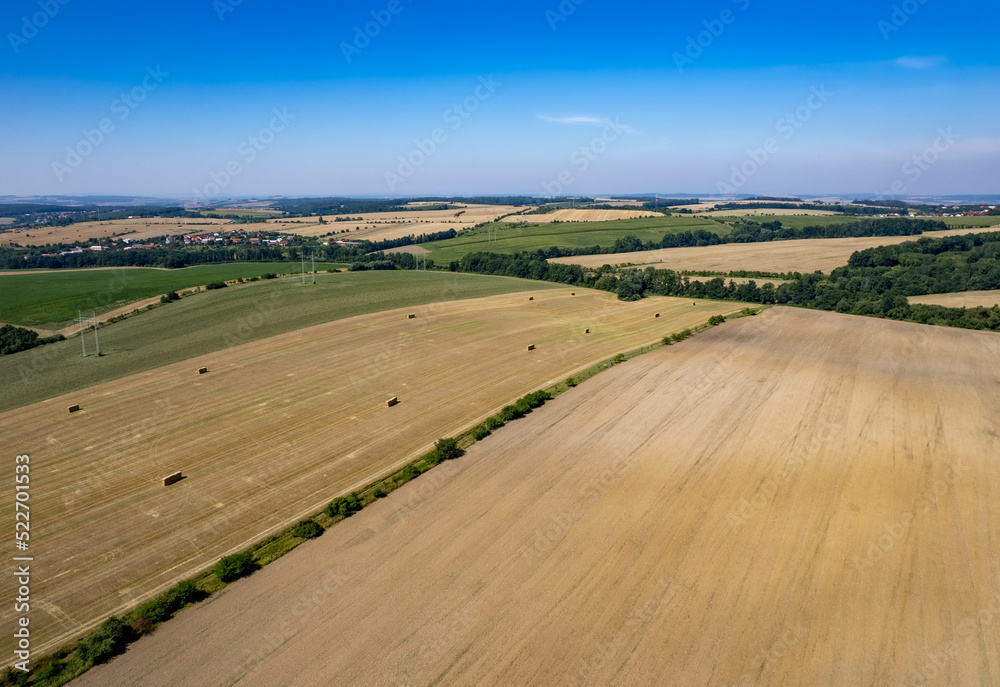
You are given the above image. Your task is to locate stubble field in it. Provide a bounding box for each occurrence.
[0,288,746,660]
[72,307,1000,686]
[551,228,988,273]
[909,290,1000,308]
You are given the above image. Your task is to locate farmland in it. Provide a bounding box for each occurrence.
[524,208,658,222]
[550,228,990,273]
[422,215,728,264]
[0,262,347,329]
[0,271,567,412]
[270,203,526,241]
[0,287,748,660]
[0,218,231,246]
[909,289,1000,308]
[72,307,1000,687]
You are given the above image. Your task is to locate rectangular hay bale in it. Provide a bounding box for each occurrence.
[162,471,183,487]
[526,344,536,351]
[68,404,80,413]
[386,397,399,407]
[407,314,416,319]
[198,367,208,374]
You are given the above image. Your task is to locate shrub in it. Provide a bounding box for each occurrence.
[662,336,673,346]
[472,425,490,440]
[484,416,504,431]
[325,493,362,519]
[671,328,693,343]
[566,377,577,387]
[613,353,626,364]
[433,437,461,462]
[400,464,420,482]
[263,273,278,279]
[292,520,324,539]
[708,314,726,326]
[214,552,257,583]
[498,405,524,422]
[75,617,134,666]
[205,281,227,290]
[0,324,39,356]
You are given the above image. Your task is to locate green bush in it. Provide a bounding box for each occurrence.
[325,493,362,519]
[263,273,278,279]
[75,617,134,666]
[214,552,257,583]
[0,324,39,356]
[205,281,228,290]
[566,377,577,387]
[433,437,461,462]
[671,329,693,343]
[400,464,420,482]
[472,425,490,440]
[499,405,524,422]
[613,353,626,364]
[484,416,504,431]
[292,520,325,539]
[708,314,726,326]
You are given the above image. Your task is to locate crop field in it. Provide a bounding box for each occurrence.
[0,289,747,660]
[938,216,1000,228]
[524,208,658,222]
[0,271,566,413]
[702,208,842,218]
[72,307,1000,687]
[269,204,526,241]
[551,228,989,273]
[0,218,231,246]
[909,289,1000,308]
[422,215,728,264]
[0,262,348,329]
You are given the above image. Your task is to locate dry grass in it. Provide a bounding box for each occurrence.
[908,290,1000,308]
[551,228,986,273]
[72,307,1000,687]
[0,288,746,660]
[700,208,840,217]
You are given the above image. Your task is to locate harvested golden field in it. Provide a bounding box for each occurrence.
[0,218,230,246]
[686,275,788,287]
[0,288,745,659]
[526,208,658,223]
[909,290,1000,308]
[700,208,840,217]
[72,307,1000,687]
[270,204,526,240]
[552,228,985,273]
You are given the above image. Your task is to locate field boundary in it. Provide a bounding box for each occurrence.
[4,305,766,686]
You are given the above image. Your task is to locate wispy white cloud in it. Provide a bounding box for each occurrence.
[536,114,638,134]
[895,55,947,69]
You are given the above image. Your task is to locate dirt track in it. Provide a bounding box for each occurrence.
[0,288,743,660]
[550,229,994,273]
[72,308,1000,686]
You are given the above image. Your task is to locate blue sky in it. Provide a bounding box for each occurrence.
[1,0,998,198]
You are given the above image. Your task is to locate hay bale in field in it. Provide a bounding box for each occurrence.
[571,292,575,296]
[68,404,80,413]
[386,397,399,408]
[162,471,183,487]
[526,344,536,351]
[529,297,534,301]
[655,313,660,318]
[198,367,208,374]
[585,329,590,334]
[407,314,416,319]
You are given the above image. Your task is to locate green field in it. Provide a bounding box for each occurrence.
[422,215,728,263]
[937,216,1000,228]
[0,263,348,328]
[0,270,564,412]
